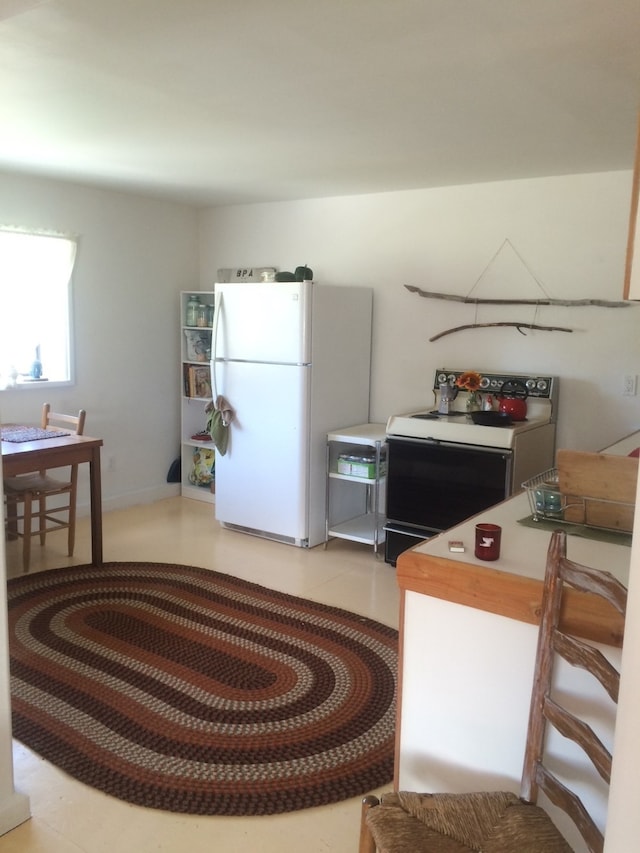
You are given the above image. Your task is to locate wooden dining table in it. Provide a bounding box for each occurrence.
[1,428,104,567]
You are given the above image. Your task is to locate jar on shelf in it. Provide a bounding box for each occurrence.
[186,295,200,327]
[196,303,208,327]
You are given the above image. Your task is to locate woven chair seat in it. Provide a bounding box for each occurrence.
[5,472,71,493]
[366,791,573,853]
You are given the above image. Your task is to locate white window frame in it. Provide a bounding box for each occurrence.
[0,227,77,390]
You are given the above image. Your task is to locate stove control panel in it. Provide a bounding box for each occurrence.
[434,369,556,400]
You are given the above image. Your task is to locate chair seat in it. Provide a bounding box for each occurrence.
[4,473,72,494]
[366,791,573,853]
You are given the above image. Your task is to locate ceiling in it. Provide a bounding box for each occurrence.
[1,0,639,207]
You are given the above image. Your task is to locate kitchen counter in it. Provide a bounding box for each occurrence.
[398,429,638,644]
[398,490,629,647]
[393,432,637,851]
[599,429,640,456]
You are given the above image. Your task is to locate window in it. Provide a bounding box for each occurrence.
[0,228,77,388]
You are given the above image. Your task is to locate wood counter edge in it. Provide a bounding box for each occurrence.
[396,549,625,648]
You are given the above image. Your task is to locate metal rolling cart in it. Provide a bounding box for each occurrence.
[325,423,387,555]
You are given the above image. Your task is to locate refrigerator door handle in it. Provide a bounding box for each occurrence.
[211,290,223,401]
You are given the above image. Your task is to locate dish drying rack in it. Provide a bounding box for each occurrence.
[523,468,568,522]
[523,456,637,534]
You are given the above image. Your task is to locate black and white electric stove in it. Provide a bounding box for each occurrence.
[383,368,559,565]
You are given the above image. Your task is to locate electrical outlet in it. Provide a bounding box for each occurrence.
[107,455,117,472]
[623,374,637,396]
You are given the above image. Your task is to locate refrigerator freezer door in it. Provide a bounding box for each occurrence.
[214,281,311,364]
[214,360,309,543]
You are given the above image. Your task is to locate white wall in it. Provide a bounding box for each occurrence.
[0,171,199,515]
[199,170,640,453]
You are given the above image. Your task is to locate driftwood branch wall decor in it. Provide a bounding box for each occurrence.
[429,322,573,342]
[407,238,635,342]
[404,285,631,308]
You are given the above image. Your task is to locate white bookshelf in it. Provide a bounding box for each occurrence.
[180,291,215,503]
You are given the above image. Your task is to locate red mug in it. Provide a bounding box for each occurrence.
[475,523,501,560]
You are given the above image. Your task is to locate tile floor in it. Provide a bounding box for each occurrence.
[2,497,400,853]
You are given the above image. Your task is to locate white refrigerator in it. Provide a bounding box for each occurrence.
[211,280,372,547]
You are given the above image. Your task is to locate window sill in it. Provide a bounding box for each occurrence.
[1,379,73,391]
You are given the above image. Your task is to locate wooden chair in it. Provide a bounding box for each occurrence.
[4,403,86,572]
[359,529,626,853]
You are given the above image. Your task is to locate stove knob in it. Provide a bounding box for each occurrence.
[480,376,490,388]
[525,379,537,390]
[437,373,448,384]
[537,379,548,391]
[447,374,457,385]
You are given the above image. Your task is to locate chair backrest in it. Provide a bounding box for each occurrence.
[520,529,627,853]
[40,402,86,436]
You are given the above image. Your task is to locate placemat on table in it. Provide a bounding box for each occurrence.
[1,427,70,442]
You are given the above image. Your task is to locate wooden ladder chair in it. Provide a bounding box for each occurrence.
[359,528,626,853]
[4,403,87,572]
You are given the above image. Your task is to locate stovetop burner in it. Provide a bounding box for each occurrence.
[412,411,467,420]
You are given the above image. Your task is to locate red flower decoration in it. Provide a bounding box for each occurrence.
[455,371,482,392]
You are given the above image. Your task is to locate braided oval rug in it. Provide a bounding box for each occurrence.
[7,562,397,816]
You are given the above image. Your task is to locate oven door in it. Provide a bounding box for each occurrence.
[385,436,512,563]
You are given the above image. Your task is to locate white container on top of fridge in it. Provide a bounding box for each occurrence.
[212,280,372,547]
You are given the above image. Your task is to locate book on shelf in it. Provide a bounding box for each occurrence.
[186,365,212,399]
